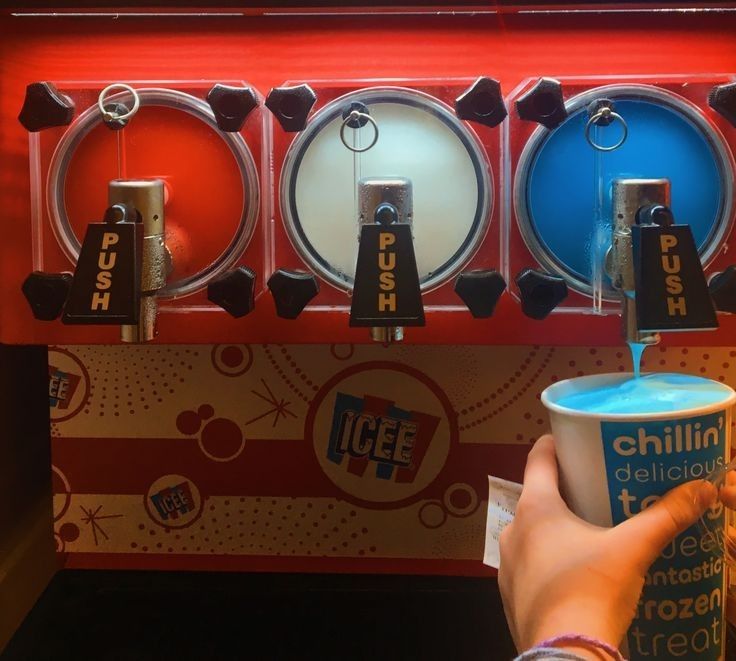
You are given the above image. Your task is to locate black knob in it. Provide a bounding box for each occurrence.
[515,78,567,130]
[586,98,617,126]
[455,77,507,129]
[515,268,568,320]
[207,267,257,318]
[267,269,319,319]
[374,203,399,226]
[709,265,736,313]
[18,82,75,132]
[101,102,132,131]
[104,203,141,224]
[22,272,72,321]
[708,82,736,128]
[454,270,507,318]
[636,204,674,227]
[265,84,317,132]
[206,84,259,132]
[341,102,370,128]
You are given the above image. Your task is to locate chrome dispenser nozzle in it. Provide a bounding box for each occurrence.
[358,178,413,228]
[608,178,670,346]
[108,179,168,343]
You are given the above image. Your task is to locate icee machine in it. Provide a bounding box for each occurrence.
[2,1,736,659]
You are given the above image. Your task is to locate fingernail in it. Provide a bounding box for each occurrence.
[698,480,718,508]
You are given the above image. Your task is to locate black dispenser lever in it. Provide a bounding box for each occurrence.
[62,202,143,326]
[611,178,718,335]
[61,179,169,342]
[632,208,717,332]
[349,178,424,342]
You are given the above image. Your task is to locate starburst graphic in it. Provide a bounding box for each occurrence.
[80,505,123,546]
[245,379,298,428]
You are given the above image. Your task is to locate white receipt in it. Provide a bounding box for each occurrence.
[483,475,523,569]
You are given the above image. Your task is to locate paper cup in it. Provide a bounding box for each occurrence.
[542,373,736,661]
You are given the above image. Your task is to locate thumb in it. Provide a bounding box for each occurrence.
[613,479,718,571]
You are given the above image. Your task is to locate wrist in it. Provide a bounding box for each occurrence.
[556,644,616,660]
[529,604,624,655]
[533,634,624,661]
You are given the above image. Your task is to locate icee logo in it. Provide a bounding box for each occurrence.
[327,392,440,483]
[601,411,727,660]
[48,365,81,410]
[309,363,453,505]
[150,481,195,521]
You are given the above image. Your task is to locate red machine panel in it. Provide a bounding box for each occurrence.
[3,1,736,582]
[2,8,736,346]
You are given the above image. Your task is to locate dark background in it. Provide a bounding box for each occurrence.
[3,570,516,660]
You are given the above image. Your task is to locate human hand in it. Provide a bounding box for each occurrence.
[498,434,718,659]
[717,472,736,627]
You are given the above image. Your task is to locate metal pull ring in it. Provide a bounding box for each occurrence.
[340,110,379,153]
[585,106,628,152]
[98,83,141,123]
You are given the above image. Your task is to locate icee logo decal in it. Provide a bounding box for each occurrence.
[49,365,81,410]
[327,392,440,483]
[309,363,454,505]
[602,412,726,659]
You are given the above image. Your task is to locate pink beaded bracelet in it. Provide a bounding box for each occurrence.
[535,634,626,661]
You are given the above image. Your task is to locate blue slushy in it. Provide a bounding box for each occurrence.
[555,373,733,415]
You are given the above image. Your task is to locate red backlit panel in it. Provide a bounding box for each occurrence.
[1,8,736,345]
